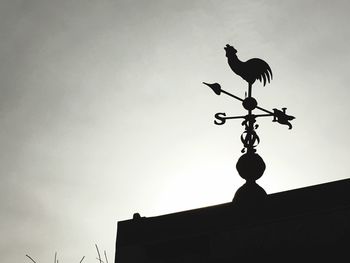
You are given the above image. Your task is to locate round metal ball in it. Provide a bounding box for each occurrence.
[236,152,266,182]
[233,181,267,205]
[242,97,258,111]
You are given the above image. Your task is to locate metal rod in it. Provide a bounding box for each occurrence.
[221,113,273,121]
[221,89,243,102]
[224,115,246,120]
[256,106,273,115]
[254,113,274,118]
[220,89,274,115]
[248,83,252,98]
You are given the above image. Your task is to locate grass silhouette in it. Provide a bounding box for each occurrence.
[26,244,108,263]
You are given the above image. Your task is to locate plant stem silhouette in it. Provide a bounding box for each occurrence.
[104,250,109,263]
[26,255,37,263]
[95,244,103,263]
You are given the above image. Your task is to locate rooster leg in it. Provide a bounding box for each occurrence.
[248,83,252,98]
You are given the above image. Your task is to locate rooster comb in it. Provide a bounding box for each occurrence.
[224,44,237,54]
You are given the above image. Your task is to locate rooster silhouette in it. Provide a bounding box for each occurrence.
[224,44,272,96]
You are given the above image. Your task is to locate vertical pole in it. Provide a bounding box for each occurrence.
[247,116,254,153]
[248,83,252,99]
[247,83,254,153]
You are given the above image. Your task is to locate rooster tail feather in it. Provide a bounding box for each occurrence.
[265,71,270,83]
[267,66,273,80]
[261,73,266,86]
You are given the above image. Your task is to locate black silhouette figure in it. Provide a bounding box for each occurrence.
[273,108,295,129]
[204,44,294,205]
[224,44,272,97]
[202,82,221,95]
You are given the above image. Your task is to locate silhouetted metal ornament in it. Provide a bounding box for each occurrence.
[273,108,295,129]
[233,181,267,205]
[202,82,221,95]
[204,44,294,204]
[236,152,265,182]
[242,97,257,111]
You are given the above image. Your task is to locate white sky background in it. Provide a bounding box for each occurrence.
[1,0,350,262]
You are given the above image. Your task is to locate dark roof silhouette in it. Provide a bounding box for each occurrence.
[115,178,350,262]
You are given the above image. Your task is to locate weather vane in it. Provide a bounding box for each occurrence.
[204,44,295,204]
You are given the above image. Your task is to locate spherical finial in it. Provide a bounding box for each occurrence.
[233,181,267,205]
[242,97,258,111]
[233,152,267,205]
[236,152,266,182]
[133,213,141,220]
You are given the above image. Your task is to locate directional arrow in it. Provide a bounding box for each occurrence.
[203,82,274,115]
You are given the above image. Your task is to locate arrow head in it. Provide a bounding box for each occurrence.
[203,82,221,95]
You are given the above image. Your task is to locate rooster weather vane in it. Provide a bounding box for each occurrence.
[204,44,295,203]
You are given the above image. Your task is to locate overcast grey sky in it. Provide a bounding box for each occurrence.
[1,0,350,262]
